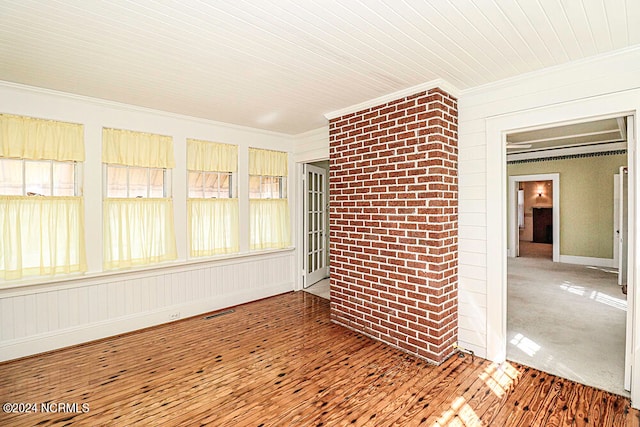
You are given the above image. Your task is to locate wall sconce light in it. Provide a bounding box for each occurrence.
[538,192,542,197]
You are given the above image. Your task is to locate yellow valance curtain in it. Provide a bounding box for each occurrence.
[0,196,87,280]
[102,128,175,168]
[103,198,177,269]
[188,199,239,257]
[187,139,238,172]
[249,148,288,176]
[0,114,84,161]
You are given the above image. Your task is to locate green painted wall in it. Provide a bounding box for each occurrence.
[508,153,626,259]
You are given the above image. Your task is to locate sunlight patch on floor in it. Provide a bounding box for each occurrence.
[589,291,627,311]
[559,282,585,296]
[510,333,541,357]
[479,362,519,398]
[434,396,482,427]
[559,282,626,311]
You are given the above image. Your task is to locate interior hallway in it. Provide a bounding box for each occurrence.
[508,245,627,396]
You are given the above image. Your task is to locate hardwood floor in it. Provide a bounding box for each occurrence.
[1,291,638,426]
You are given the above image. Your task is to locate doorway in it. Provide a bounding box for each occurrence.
[499,114,634,397]
[508,174,559,262]
[302,161,329,289]
[486,90,639,403]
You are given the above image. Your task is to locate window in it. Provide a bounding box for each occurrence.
[102,128,177,270]
[187,139,238,257]
[1,159,78,196]
[0,114,86,280]
[249,175,286,199]
[106,165,166,198]
[249,148,290,250]
[188,171,232,199]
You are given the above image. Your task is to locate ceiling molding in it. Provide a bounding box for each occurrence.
[0,80,295,139]
[507,141,628,162]
[461,45,640,97]
[324,78,460,121]
[292,126,329,140]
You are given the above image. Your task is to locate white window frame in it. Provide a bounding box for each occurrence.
[249,175,287,199]
[0,158,81,196]
[103,164,171,198]
[188,171,235,199]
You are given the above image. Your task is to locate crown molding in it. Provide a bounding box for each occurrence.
[324,78,460,121]
[461,45,640,97]
[507,142,627,162]
[292,125,329,140]
[0,80,294,139]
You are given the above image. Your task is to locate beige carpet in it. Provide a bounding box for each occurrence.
[508,246,628,396]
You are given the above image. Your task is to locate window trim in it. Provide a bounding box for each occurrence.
[249,175,287,199]
[187,170,235,199]
[103,164,171,199]
[0,158,81,197]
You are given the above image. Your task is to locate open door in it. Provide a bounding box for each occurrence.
[623,116,634,392]
[619,167,628,288]
[303,164,328,288]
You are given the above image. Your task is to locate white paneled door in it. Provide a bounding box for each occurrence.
[303,164,328,288]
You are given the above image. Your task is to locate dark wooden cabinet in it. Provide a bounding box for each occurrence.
[533,207,553,243]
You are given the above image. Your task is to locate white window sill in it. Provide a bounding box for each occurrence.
[0,247,295,295]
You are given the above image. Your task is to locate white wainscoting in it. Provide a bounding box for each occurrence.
[0,251,295,362]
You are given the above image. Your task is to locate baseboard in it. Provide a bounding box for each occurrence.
[558,255,616,268]
[0,282,293,362]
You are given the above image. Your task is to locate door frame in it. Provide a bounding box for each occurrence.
[486,89,639,404]
[294,157,330,291]
[302,163,329,288]
[508,174,560,262]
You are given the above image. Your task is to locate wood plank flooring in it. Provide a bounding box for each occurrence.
[1,291,638,426]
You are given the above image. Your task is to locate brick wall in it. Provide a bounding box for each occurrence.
[329,88,458,364]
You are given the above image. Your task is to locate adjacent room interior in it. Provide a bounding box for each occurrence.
[506,117,630,396]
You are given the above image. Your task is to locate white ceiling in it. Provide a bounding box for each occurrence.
[1,0,639,135]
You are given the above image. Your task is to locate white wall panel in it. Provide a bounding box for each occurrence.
[458,226,486,241]
[459,277,487,295]
[459,158,486,174]
[456,47,640,365]
[458,251,487,268]
[459,185,485,200]
[459,239,486,254]
[459,145,486,162]
[459,199,485,214]
[458,213,486,227]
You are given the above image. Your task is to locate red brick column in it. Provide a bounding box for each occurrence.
[329,88,458,364]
